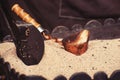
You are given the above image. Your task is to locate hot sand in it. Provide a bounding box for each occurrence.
[0,24,120,80]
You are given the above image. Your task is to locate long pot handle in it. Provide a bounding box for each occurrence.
[11,4,44,33]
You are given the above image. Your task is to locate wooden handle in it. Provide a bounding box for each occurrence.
[12,4,40,28]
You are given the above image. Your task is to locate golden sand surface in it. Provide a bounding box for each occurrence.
[0,38,120,80]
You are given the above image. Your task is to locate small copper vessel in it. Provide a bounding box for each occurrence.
[62,30,90,55]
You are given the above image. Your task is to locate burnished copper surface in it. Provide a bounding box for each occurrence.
[62,30,90,55]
